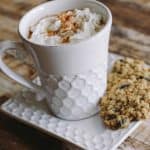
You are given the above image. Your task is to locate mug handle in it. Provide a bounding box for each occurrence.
[0,41,46,101]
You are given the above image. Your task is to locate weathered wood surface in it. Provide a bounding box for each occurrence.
[0,0,149,149]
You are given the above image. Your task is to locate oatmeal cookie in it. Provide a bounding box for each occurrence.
[100,58,150,130]
[107,58,150,91]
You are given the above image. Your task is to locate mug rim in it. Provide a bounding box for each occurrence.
[18,0,112,47]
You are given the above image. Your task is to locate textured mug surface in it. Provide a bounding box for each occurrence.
[0,0,112,120]
[20,0,112,120]
[41,63,107,120]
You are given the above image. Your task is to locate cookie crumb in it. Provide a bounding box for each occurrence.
[100,58,150,130]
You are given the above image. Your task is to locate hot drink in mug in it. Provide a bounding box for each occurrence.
[0,0,112,120]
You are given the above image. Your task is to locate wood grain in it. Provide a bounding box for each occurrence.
[0,0,149,150]
[119,0,150,9]
[100,0,150,35]
[0,53,36,98]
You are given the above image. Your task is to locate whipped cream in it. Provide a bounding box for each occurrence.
[29,8,104,45]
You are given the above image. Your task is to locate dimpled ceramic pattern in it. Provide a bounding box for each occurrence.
[1,53,142,150]
[43,62,107,120]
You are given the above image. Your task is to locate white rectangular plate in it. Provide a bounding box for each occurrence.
[0,53,142,150]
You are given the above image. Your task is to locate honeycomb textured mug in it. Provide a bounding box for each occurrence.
[41,63,107,120]
[0,0,112,120]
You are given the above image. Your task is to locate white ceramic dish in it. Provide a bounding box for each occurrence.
[0,53,142,150]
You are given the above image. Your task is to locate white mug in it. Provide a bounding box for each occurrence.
[0,0,112,120]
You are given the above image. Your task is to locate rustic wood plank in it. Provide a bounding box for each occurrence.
[109,36,150,64]
[118,137,150,150]
[100,0,150,35]
[131,120,150,145]
[112,25,150,47]
[119,0,150,9]
[118,120,150,149]
[0,15,18,40]
[0,0,45,41]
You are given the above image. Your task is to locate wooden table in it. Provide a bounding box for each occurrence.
[0,0,150,149]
